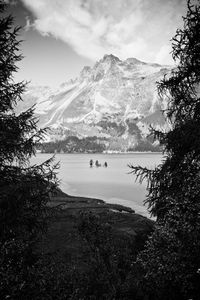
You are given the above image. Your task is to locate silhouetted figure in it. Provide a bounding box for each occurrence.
[89,159,93,167]
[95,160,101,167]
[104,162,108,167]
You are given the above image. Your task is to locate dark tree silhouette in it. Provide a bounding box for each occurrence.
[0,2,58,298]
[130,0,200,299]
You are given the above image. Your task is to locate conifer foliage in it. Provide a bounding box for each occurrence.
[130,1,200,299]
[0,1,58,298]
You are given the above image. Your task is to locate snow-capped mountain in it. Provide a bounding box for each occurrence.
[18,54,171,151]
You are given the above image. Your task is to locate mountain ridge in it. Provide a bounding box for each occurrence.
[18,54,172,152]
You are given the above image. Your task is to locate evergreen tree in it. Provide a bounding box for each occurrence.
[0,1,58,298]
[130,0,200,299]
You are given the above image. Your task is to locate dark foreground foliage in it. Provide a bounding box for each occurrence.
[0,1,58,298]
[130,0,200,299]
[26,210,153,300]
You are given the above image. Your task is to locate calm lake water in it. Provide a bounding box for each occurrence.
[32,153,163,217]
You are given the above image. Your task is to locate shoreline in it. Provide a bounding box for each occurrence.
[37,151,162,155]
[51,187,153,219]
[51,188,136,214]
[39,187,155,267]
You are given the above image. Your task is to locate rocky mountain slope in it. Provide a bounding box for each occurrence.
[18,54,172,152]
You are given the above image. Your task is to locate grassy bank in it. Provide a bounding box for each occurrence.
[38,188,154,267]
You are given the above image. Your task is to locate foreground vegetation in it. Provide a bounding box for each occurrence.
[1,0,200,299]
[34,189,154,299]
[130,0,200,298]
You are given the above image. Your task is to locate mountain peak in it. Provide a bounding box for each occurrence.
[91,54,121,81]
[102,54,121,63]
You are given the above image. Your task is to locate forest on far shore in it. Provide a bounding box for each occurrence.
[40,136,162,153]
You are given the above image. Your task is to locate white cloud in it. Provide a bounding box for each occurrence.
[21,0,186,64]
[155,45,173,65]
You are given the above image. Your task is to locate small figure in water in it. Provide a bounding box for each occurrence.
[89,159,93,167]
[104,162,108,167]
[95,160,101,167]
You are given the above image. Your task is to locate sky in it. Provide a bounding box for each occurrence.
[7,0,187,87]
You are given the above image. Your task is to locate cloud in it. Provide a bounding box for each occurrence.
[155,45,173,65]
[21,0,186,64]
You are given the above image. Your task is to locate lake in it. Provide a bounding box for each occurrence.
[32,153,163,217]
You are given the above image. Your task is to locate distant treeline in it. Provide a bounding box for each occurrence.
[39,135,162,153]
[40,136,106,153]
